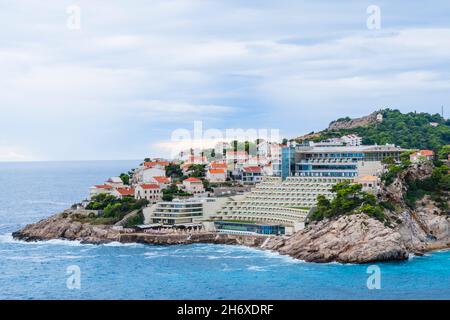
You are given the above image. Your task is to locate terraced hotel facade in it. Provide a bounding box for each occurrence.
[212,144,405,234]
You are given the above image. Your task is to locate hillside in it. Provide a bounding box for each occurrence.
[296,109,450,151]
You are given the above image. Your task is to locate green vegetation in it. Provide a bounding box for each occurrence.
[404,163,450,211]
[307,109,450,151]
[438,145,450,159]
[80,194,149,224]
[381,151,413,186]
[228,140,258,155]
[119,173,130,185]
[161,183,192,201]
[309,181,385,222]
[165,163,184,180]
[187,164,206,178]
[123,211,145,228]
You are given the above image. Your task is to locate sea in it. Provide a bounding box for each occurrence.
[0,160,449,300]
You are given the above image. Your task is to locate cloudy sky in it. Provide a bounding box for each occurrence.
[1,0,450,161]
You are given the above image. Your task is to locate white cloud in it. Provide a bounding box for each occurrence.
[1,1,449,160]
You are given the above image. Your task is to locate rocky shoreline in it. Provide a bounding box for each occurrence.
[12,204,450,264]
[12,163,450,264]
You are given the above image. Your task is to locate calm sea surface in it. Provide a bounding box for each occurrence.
[0,161,449,299]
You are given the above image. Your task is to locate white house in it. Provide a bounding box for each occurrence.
[89,184,114,198]
[226,150,248,163]
[354,175,379,193]
[207,168,227,183]
[135,184,162,203]
[261,163,274,176]
[105,177,124,187]
[410,150,435,162]
[141,167,166,183]
[182,177,206,195]
[241,166,263,184]
[151,176,171,189]
[341,134,362,146]
[112,187,135,199]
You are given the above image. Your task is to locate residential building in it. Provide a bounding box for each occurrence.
[135,184,162,203]
[105,177,124,187]
[182,177,206,195]
[226,150,249,163]
[143,160,170,168]
[341,134,362,146]
[354,175,379,193]
[141,166,166,183]
[410,150,435,162]
[89,184,114,198]
[241,166,263,184]
[112,187,135,199]
[207,168,227,183]
[151,176,171,189]
[261,163,274,176]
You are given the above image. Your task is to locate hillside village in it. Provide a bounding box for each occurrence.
[83,109,449,236]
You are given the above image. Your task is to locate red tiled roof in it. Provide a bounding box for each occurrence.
[226,151,248,156]
[210,162,228,169]
[94,184,113,189]
[144,161,170,168]
[116,188,135,196]
[419,150,434,156]
[140,184,160,190]
[242,166,261,173]
[153,176,170,183]
[209,168,225,174]
[184,177,202,183]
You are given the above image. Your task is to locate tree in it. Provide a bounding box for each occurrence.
[438,145,450,159]
[188,164,206,178]
[165,163,183,180]
[309,181,386,222]
[119,173,130,185]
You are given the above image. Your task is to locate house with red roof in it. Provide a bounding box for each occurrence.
[89,184,114,198]
[151,176,171,189]
[225,150,249,163]
[112,187,136,199]
[207,168,227,183]
[135,184,161,203]
[182,177,206,196]
[410,150,435,162]
[241,166,262,184]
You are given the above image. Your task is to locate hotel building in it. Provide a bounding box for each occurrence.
[213,144,404,234]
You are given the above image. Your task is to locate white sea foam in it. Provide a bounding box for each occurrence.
[25,200,70,206]
[0,233,89,247]
[247,265,267,272]
[102,241,144,247]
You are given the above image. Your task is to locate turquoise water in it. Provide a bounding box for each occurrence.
[0,161,449,300]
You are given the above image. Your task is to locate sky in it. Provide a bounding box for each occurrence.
[1,0,450,161]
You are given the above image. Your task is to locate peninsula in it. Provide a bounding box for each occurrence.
[13,109,450,263]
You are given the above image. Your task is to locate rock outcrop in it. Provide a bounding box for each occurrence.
[263,214,408,263]
[327,112,380,131]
